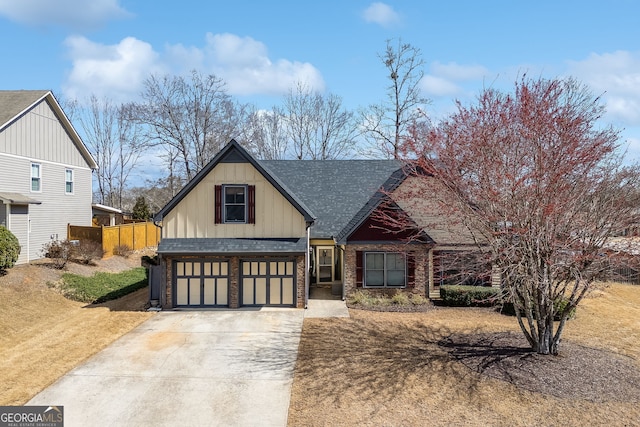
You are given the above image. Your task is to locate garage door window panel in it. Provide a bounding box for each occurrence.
[241,259,296,306]
[174,260,230,307]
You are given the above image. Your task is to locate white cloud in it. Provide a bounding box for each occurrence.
[62,33,325,102]
[0,0,130,30]
[63,36,163,102]
[430,61,489,82]
[567,51,640,125]
[422,61,490,97]
[202,33,324,95]
[362,2,401,27]
[421,75,461,97]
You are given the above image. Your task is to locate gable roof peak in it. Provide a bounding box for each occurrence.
[0,90,97,169]
[154,139,316,223]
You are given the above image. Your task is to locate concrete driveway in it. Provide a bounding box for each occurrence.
[28,309,304,427]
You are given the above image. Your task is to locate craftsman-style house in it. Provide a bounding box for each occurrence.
[154,139,481,309]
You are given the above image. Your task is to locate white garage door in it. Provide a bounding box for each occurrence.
[241,259,296,307]
[174,260,229,307]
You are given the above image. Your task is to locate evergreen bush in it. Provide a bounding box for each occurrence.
[0,226,20,272]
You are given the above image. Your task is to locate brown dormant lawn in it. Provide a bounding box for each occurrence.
[288,283,640,427]
[0,256,154,405]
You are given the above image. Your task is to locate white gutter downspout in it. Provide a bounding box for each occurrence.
[305,224,310,309]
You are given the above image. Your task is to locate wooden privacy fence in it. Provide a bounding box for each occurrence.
[68,221,160,257]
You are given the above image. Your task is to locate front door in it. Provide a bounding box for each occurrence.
[316,246,334,284]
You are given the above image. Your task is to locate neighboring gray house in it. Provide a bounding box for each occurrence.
[0,90,97,264]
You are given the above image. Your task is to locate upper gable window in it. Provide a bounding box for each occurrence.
[215,184,255,224]
[224,185,246,223]
[31,163,41,192]
[65,169,74,194]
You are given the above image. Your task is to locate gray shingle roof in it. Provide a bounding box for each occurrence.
[261,160,403,239]
[0,90,48,128]
[0,192,42,204]
[157,237,307,255]
[0,90,97,169]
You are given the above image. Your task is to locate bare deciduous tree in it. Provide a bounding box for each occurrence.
[245,106,289,160]
[284,82,358,160]
[79,95,142,208]
[134,70,248,180]
[398,76,640,355]
[360,39,430,159]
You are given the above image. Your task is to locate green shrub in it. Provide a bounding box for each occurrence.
[42,239,74,269]
[0,226,20,272]
[440,285,500,307]
[390,292,410,305]
[348,290,380,306]
[348,290,431,309]
[409,294,430,305]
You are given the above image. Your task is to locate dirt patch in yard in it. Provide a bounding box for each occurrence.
[288,283,640,426]
[0,252,155,405]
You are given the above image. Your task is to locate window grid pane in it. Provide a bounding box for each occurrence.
[65,169,73,194]
[224,186,246,222]
[365,252,406,288]
[31,164,40,192]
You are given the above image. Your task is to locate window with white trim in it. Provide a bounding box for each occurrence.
[65,169,74,194]
[364,252,406,288]
[31,163,41,192]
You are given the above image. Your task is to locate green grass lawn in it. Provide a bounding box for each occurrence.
[60,267,148,304]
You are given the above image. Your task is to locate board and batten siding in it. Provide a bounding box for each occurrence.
[0,98,89,168]
[163,162,307,239]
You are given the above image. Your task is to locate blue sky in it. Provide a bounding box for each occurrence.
[1,0,639,161]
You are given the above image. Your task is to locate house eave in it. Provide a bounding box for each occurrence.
[0,192,42,205]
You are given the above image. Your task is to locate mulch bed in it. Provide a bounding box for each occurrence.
[440,331,640,403]
[346,302,436,312]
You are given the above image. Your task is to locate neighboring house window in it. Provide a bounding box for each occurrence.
[214,185,256,224]
[31,163,41,192]
[364,252,406,288]
[65,169,74,194]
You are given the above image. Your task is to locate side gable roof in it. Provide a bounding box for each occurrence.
[262,159,402,239]
[0,90,97,169]
[154,139,316,222]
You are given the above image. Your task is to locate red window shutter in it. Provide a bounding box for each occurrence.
[214,185,222,224]
[248,185,255,224]
[355,251,363,288]
[407,253,416,288]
